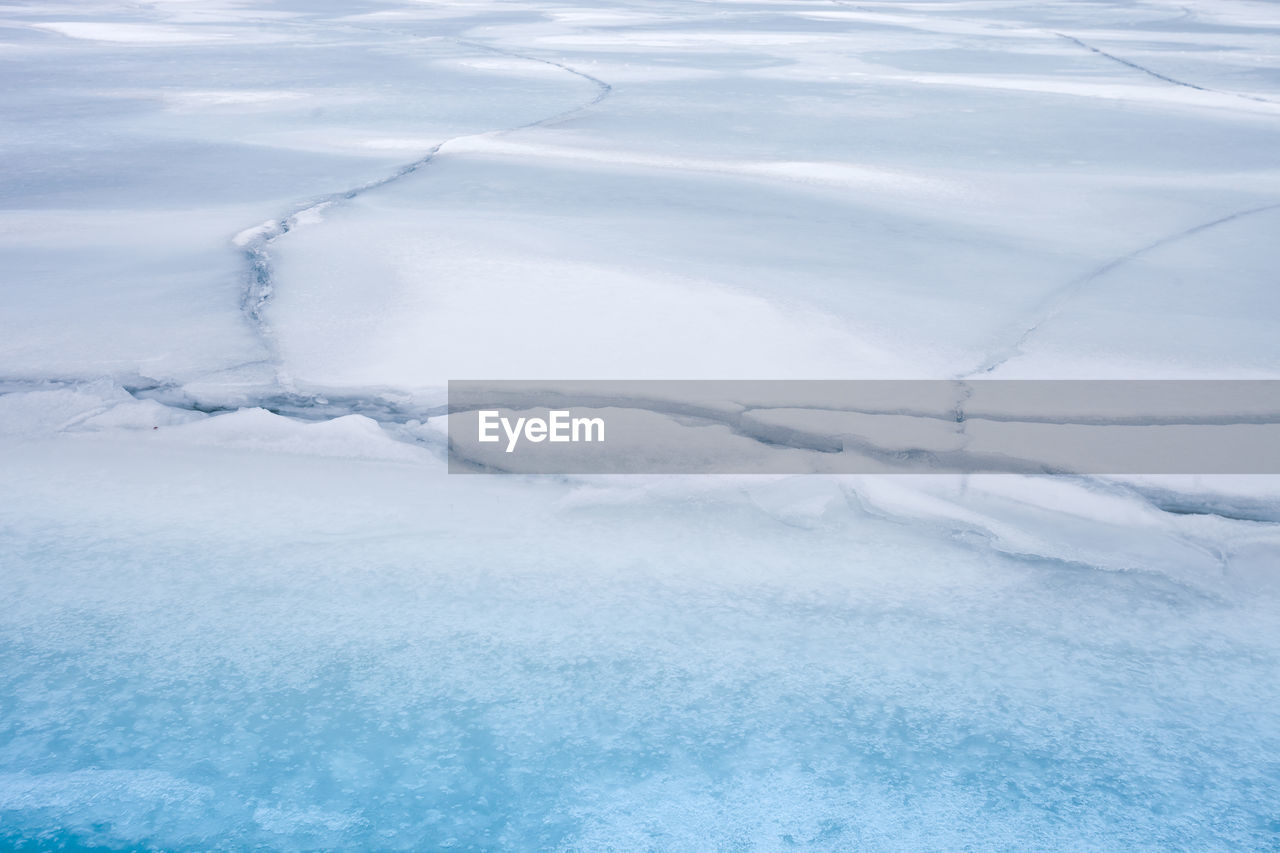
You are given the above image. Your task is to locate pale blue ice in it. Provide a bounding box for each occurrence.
[2,0,1280,849]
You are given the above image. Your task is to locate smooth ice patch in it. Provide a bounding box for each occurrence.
[31,22,237,44]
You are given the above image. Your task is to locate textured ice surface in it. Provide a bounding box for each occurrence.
[0,2,590,386]
[258,0,1280,386]
[2,0,1280,849]
[3,438,1280,851]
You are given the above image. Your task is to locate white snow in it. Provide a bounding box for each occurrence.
[31,22,236,44]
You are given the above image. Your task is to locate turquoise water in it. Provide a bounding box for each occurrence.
[2,491,1278,852]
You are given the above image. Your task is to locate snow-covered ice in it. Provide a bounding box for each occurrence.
[2,0,1280,849]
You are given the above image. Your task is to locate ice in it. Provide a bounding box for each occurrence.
[29,22,242,44]
[261,23,1280,385]
[3,438,1280,849]
[0,3,596,387]
[152,407,427,462]
[3,0,1280,848]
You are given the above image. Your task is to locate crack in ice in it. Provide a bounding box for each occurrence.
[965,202,1280,377]
[1054,32,1280,107]
[233,30,611,393]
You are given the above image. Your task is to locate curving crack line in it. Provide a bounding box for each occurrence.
[1054,32,1280,106]
[234,32,611,392]
[455,37,613,122]
[965,202,1280,377]
[1056,32,1211,92]
[831,0,1276,107]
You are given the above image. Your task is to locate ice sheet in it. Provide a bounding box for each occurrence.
[3,437,1280,850]
[2,0,1279,848]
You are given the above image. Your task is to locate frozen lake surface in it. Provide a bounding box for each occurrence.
[2,0,1280,849]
